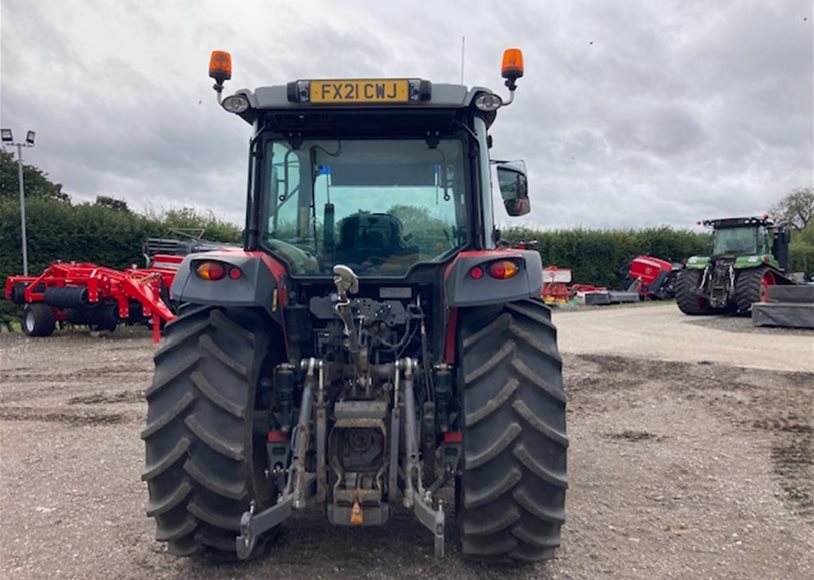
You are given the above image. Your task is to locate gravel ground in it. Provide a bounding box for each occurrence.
[0,305,812,579]
[555,303,813,372]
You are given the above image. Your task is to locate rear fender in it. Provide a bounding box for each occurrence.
[445,250,543,307]
[171,251,287,324]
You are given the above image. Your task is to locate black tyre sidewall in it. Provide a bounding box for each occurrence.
[22,304,56,337]
[456,299,567,563]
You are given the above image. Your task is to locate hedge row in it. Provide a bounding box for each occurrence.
[2,198,811,325]
[0,197,242,324]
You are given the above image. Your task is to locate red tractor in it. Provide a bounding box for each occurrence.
[142,49,567,563]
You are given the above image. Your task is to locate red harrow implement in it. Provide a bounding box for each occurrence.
[4,260,177,342]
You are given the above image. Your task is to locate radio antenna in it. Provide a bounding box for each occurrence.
[460,36,466,84]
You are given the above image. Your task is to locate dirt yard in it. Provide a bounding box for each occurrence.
[1,304,812,579]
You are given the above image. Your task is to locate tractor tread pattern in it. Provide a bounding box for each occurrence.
[155,515,197,542]
[512,400,569,447]
[675,269,710,315]
[735,266,769,313]
[141,391,196,440]
[142,436,191,481]
[463,506,521,536]
[465,378,518,427]
[458,299,567,563]
[146,479,193,517]
[143,306,272,556]
[184,458,248,501]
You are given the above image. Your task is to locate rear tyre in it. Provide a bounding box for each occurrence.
[89,303,119,332]
[457,299,567,563]
[11,283,27,305]
[675,269,711,315]
[735,266,775,313]
[142,305,280,557]
[22,304,56,337]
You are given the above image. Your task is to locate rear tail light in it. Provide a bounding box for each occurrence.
[443,431,463,443]
[196,261,226,281]
[469,266,485,280]
[487,260,519,280]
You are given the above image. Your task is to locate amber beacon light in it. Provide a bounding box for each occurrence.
[501,48,524,89]
[209,50,232,83]
[209,50,233,106]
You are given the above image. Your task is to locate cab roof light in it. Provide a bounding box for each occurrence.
[474,93,503,112]
[222,94,250,114]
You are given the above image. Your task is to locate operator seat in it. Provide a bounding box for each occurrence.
[334,213,419,267]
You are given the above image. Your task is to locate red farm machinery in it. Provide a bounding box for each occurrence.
[2,232,236,341]
[5,261,177,342]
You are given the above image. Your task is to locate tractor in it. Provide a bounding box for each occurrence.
[675,216,792,315]
[141,49,567,563]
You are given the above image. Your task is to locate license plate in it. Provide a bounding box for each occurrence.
[310,79,409,104]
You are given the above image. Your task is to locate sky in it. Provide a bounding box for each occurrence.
[1,0,812,231]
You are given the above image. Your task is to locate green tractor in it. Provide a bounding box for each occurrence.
[676,216,792,315]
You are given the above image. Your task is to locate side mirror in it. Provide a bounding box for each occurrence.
[497,161,530,217]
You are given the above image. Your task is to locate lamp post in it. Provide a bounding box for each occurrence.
[1,128,35,276]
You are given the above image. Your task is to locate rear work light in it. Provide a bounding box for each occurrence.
[474,93,503,111]
[196,261,232,281]
[222,94,250,114]
[487,260,520,280]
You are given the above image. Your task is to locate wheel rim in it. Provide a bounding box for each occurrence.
[760,270,776,302]
[24,310,35,333]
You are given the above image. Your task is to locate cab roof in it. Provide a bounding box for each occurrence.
[232,82,498,127]
[703,216,774,228]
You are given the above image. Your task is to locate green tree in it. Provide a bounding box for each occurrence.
[771,187,814,231]
[0,149,70,202]
[94,195,131,213]
[157,207,242,243]
[388,204,451,255]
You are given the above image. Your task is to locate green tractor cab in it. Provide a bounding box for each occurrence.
[676,216,793,315]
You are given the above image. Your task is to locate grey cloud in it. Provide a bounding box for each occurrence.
[1,0,811,232]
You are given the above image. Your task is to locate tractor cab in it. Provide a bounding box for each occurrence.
[206,52,532,282]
